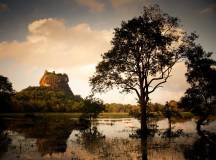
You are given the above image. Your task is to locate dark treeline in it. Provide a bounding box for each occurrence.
[105,100,182,114]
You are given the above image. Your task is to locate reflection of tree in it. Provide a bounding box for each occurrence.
[0,118,11,158]
[131,118,188,160]
[161,127,184,139]
[1,116,89,156]
[184,131,216,160]
[141,137,148,160]
[0,133,11,158]
[163,101,182,137]
[76,125,105,154]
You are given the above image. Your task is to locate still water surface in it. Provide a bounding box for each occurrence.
[0,116,216,160]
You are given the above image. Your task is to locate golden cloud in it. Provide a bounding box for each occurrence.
[0,18,112,68]
[200,4,216,14]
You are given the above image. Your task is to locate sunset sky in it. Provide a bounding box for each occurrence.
[0,0,215,104]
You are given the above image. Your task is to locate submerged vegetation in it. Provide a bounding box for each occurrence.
[1,115,216,160]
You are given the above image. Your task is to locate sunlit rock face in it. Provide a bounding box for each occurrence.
[39,70,73,96]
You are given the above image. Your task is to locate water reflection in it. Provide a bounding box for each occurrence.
[184,131,216,160]
[0,119,11,159]
[0,116,215,160]
[0,116,89,159]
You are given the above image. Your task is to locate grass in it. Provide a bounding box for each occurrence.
[99,112,130,118]
[179,112,194,118]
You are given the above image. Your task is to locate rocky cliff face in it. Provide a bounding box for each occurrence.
[39,70,73,96]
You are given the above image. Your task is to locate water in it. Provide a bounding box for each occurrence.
[0,116,216,160]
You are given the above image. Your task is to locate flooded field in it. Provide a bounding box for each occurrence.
[0,116,216,160]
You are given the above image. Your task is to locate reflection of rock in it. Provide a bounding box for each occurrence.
[1,116,88,156]
[39,70,73,95]
[36,138,67,156]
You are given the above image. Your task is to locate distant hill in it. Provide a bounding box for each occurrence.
[13,86,82,112]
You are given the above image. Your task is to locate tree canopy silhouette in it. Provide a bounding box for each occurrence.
[90,5,193,135]
[180,45,216,132]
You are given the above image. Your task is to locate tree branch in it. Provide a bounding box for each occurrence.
[148,59,177,86]
[124,86,141,99]
[148,68,172,94]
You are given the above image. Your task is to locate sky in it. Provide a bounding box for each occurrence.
[0,0,215,104]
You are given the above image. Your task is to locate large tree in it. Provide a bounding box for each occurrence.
[180,45,216,133]
[90,5,193,135]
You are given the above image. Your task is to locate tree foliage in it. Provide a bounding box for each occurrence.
[180,45,216,115]
[180,45,216,128]
[105,103,139,113]
[13,86,79,112]
[11,86,104,116]
[81,95,105,119]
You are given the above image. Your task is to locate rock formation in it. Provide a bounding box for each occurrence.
[39,70,73,96]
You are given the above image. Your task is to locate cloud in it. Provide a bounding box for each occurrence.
[147,62,189,104]
[200,4,216,14]
[111,0,148,8]
[111,0,136,8]
[0,3,9,12]
[0,18,112,94]
[0,18,112,68]
[75,0,105,12]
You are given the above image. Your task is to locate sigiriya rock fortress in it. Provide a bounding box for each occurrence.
[39,70,73,96]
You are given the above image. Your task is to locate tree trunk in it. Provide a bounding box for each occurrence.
[140,102,147,137]
[141,137,148,160]
[196,115,208,136]
[168,117,172,137]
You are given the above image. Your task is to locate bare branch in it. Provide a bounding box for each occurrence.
[148,68,172,94]
[148,59,178,85]
[124,85,140,99]
[163,23,175,36]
